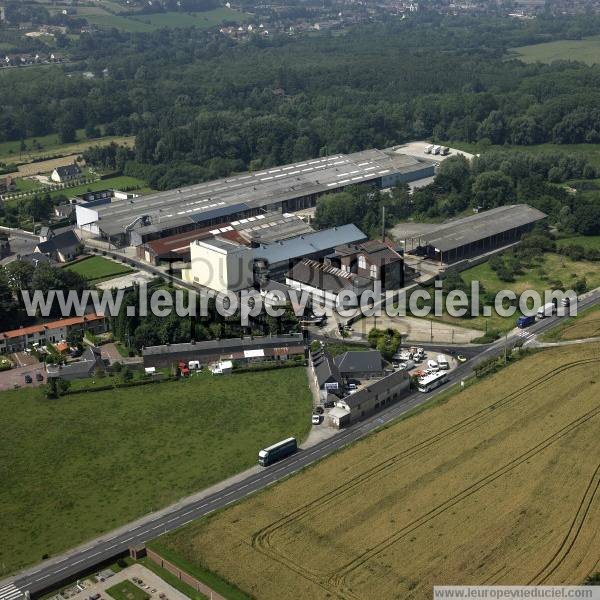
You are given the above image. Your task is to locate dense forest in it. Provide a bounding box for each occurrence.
[4,13,600,191]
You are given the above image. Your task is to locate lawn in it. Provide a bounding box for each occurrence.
[106,581,149,600]
[0,367,312,576]
[555,235,600,250]
[508,35,600,65]
[64,256,133,283]
[47,175,150,201]
[80,7,250,32]
[152,343,600,599]
[0,131,135,165]
[425,252,600,333]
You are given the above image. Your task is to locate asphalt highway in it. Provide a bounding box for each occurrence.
[4,289,600,599]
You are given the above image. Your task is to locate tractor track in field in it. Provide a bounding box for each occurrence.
[329,405,600,597]
[527,461,600,585]
[248,358,600,598]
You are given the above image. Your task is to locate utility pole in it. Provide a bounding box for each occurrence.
[381,205,386,242]
[430,320,433,343]
[504,332,508,364]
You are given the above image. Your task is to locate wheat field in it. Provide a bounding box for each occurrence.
[154,343,600,600]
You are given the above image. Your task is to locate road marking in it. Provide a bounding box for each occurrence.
[0,584,23,600]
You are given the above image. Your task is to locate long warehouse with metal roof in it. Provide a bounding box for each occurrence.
[403,204,547,264]
[76,148,435,247]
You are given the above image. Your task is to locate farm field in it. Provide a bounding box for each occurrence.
[425,252,600,333]
[508,35,600,65]
[540,306,600,342]
[64,256,133,283]
[79,7,250,33]
[0,132,135,165]
[152,343,600,600]
[0,367,312,576]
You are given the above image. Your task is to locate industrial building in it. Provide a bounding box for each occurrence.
[76,148,435,247]
[142,334,306,369]
[402,204,547,265]
[328,368,411,428]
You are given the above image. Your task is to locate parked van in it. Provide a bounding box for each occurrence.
[425,144,434,154]
[427,359,439,372]
[437,354,449,370]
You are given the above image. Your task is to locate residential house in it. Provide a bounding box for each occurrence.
[310,348,343,400]
[35,229,81,262]
[46,346,105,381]
[0,314,108,354]
[51,164,82,183]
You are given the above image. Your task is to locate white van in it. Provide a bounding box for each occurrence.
[427,359,439,372]
[437,354,449,370]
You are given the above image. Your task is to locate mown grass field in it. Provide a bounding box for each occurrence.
[79,7,249,33]
[153,344,600,599]
[0,367,312,576]
[509,35,600,65]
[64,256,133,283]
[556,235,600,250]
[0,132,135,165]
[427,252,600,333]
[540,306,600,342]
[47,175,151,201]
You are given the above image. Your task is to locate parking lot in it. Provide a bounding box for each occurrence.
[0,359,46,391]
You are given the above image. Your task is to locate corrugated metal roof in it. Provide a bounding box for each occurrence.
[422,205,547,252]
[253,224,366,265]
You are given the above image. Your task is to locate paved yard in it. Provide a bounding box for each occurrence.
[0,361,46,391]
[78,564,189,600]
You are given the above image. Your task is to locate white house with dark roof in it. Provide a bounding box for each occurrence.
[51,164,82,183]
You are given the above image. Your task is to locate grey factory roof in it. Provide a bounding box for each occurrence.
[91,149,433,237]
[416,204,547,253]
[334,350,384,375]
[254,224,366,266]
[142,334,305,357]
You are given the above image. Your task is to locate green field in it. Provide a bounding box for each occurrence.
[48,176,151,201]
[509,35,600,65]
[106,581,149,600]
[556,235,600,250]
[65,256,133,283]
[427,252,600,333]
[80,7,250,33]
[0,367,312,576]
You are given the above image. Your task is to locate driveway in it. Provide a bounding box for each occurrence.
[0,361,46,391]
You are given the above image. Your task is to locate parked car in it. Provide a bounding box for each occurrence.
[324,398,335,408]
[457,354,467,363]
[35,373,43,382]
[348,383,358,390]
[312,414,322,425]
[427,360,439,372]
[313,406,324,415]
[24,374,33,384]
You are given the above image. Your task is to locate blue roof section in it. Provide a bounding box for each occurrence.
[191,202,251,224]
[253,224,367,265]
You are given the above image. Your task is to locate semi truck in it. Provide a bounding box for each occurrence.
[424,144,434,154]
[537,302,556,319]
[432,145,441,155]
[258,437,297,466]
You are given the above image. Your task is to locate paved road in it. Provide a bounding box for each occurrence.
[3,289,599,599]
